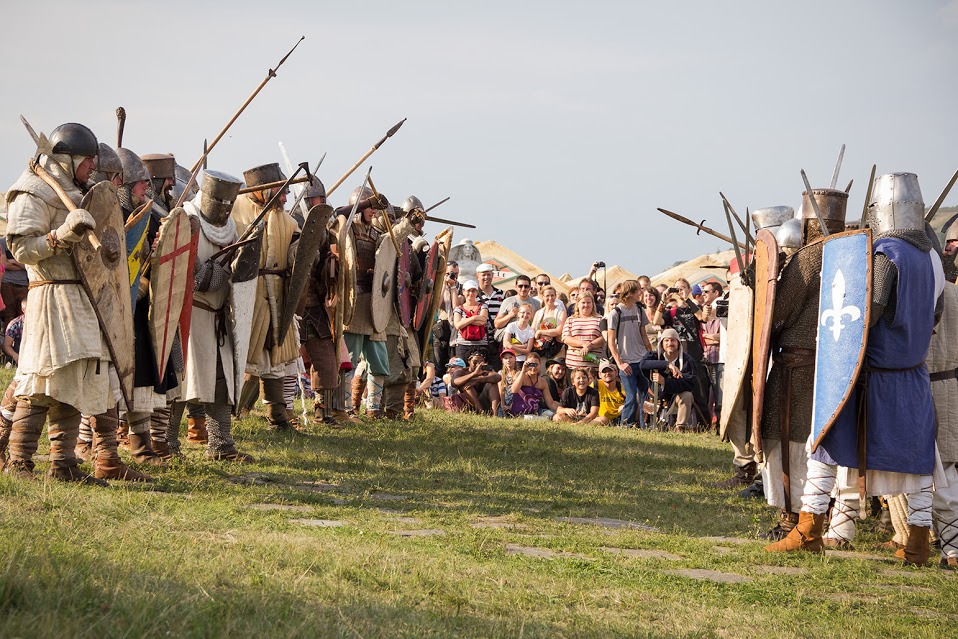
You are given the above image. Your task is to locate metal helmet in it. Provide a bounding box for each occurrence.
[801,187,848,235]
[95,143,122,182]
[141,153,176,180]
[348,185,374,206]
[171,164,199,204]
[751,206,794,231]
[117,148,150,185]
[402,195,424,214]
[199,170,243,225]
[775,218,802,251]
[49,123,98,158]
[867,173,925,234]
[946,221,958,244]
[243,163,285,188]
[305,175,326,199]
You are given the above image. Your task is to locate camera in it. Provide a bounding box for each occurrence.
[667,287,679,294]
[714,298,729,318]
[594,261,606,268]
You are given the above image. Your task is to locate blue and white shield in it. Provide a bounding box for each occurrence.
[810,229,872,450]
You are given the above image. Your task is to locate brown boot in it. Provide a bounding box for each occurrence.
[205,448,255,463]
[127,432,168,467]
[713,461,758,489]
[117,420,130,450]
[75,440,93,463]
[152,439,177,460]
[0,414,11,472]
[403,382,416,420]
[350,374,365,414]
[761,510,799,541]
[91,410,155,481]
[6,400,46,477]
[187,417,208,444]
[330,409,359,426]
[896,525,931,566]
[765,511,825,553]
[48,463,109,487]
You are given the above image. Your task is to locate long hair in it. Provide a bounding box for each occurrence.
[573,292,600,318]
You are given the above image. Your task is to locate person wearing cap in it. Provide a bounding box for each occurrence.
[593,359,625,426]
[453,280,489,360]
[475,263,504,368]
[639,328,697,431]
[545,356,568,406]
[449,350,501,415]
[417,360,448,409]
[553,368,600,423]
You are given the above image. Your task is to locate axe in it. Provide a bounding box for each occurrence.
[20,115,101,251]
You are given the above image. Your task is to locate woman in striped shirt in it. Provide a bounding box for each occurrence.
[561,293,604,371]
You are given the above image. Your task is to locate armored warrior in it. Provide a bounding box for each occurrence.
[768,173,945,565]
[181,170,254,461]
[93,143,123,188]
[231,163,301,431]
[759,195,847,540]
[3,123,112,484]
[336,186,391,418]
[141,153,176,216]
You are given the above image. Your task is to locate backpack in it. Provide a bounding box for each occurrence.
[459,306,486,341]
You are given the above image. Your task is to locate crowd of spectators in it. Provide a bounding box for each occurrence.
[421,260,727,430]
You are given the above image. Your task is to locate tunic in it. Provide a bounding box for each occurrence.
[928,282,958,464]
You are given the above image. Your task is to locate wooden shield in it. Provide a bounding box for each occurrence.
[149,208,193,379]
[420,229,453,358]
[397,239,412,326]
[413,241,440,330]
[125,207,151,315]
[750,228,780,453]
[718,273,754,441]
[371,237,398,333]
[73,181,134,409]
[230,232,262,413]
[178,227,200,365]
[334,216,357,350]
[279,203,331,347]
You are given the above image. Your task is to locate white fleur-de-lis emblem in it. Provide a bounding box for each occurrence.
[820,269,861,341]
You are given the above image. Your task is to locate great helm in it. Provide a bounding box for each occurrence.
[867,173,925,233]
[801,188,848,229]
[117,148,150,185]
[200,170,243,225]
[49,123,98,158]
[243,162,285,189]
[750,206,794,232]
[141,153,176,181]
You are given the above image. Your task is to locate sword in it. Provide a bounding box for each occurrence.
[424,197,450,214]
[801,169,830,238]
[425,215,475,229]
[925,166,958,223]
[830,143,846,190]
[860,164,877,229]
[656,207,747,250]
[326,118,406,197]
[723,199,747,281]
[719,192,753,250]
[116,107,126,148]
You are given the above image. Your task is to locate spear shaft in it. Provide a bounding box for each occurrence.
[656,207,746,250]
[325,118,406,197]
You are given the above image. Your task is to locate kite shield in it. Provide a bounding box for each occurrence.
[149,207,193,379]
[750,228,779,454]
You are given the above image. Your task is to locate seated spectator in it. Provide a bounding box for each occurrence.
[450,351,502,415]
[531,285,566,361]
[545,356,568,405]
[3,299,25,366]
[509,352,558,418]
[442,357,469,412]
[659,278,708,423]
[499,349,519,415]
[553,367,600,423]
[418,360,448,409]
[561,293,604,372]
[593,359,625,425]
[639,328,697,431]
[453,280,489,360]
[503,303,535,363]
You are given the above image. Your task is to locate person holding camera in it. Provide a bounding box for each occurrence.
[508,352,558,418]
[639,328,697,431]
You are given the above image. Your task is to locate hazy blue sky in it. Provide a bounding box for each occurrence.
[2,1,956,277]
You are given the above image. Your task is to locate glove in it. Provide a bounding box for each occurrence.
[412,236,428,253]
[55,208,95,243]
[358,194,389,211]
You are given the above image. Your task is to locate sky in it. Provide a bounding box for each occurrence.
[1,1,956,278]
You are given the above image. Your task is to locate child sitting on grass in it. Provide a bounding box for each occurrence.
[553,367,600,423]
[593,358,625,425]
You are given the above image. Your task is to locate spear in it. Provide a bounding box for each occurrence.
[188,36,305,174]
[830,143,846,189]
[424,197,450,214]
[116,107,126,148]
[719,192,753,250]
[367,174,401,255]
[325,118,406,197]
[417,196,475,228]
[656,207,746,250]
[723,199,746,279]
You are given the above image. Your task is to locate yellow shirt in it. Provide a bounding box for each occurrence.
[596,380,625,420]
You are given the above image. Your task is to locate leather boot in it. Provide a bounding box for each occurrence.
[403,382,416,420]
[0,414,12,472]
[46,404,108,487]
[127,431,168,467]
[91,411,154,482]
[350,374,365,415]
[765,511,825,553]
[75,439,93,463]
[117,420,130,450]
[314,400,346,429]
[896,525,931,566]
[713,461,758,488]
[187,417,208,444]
[152,439,176,460]
[205,448,255,463]
[331,409,359,426]
[761,510,800,541]
[5,400,46,478]
[48,463,109,487]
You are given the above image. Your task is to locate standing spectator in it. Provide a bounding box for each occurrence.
[533,273,551,301]
[607,280,654,427]
[642,287,664,345]
[545,356,568,405]
[554,368,600,423]
[561,293,604,372]
[593,359,625,425]
[453,280,489,360]
[0,238,26,333]
[531,285,566,361]
[700,281,724,427]
[433,261,463,375]
[3,299,26,366]
[503,303,535,363]
[567,278,604,315]
[494,275,540,342]
[476,263,504,368]
[639,328,698,432]
[508,352,558,418]
[599,282,623,358]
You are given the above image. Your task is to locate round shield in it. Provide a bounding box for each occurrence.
[371,238,398,333]
[413,241,440,330]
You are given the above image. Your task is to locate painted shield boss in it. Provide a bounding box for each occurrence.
[811,229,872,450]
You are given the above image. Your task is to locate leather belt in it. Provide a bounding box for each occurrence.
[259,268,287,276]
[192,299,228,346]
[28,279,81,289]
[930,369,958,382]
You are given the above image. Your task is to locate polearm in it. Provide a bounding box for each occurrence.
[116,107,126,148]
[723,199,746,278]
[237,175,311,195]
[325,118,406,197]
[419,196,475,228]
[424,197,450,214]
[188,36,305,175]
[656,207,747,250]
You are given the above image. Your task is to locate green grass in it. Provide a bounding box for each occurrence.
[1,381,955,638]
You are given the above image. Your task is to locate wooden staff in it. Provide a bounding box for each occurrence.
[325,118,406,197]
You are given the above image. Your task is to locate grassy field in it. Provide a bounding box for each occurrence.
[1,390,956,638]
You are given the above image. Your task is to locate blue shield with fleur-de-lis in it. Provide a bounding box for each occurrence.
[811,228,872,449]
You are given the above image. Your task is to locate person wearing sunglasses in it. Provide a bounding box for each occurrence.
[494,274,540,343]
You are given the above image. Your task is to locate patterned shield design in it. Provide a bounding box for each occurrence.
[811,229,872,450]
[125,205,151,314]
[149,207,194,379]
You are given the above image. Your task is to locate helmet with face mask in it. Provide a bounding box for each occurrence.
[199,170,243,226]
[867,173,925,234]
